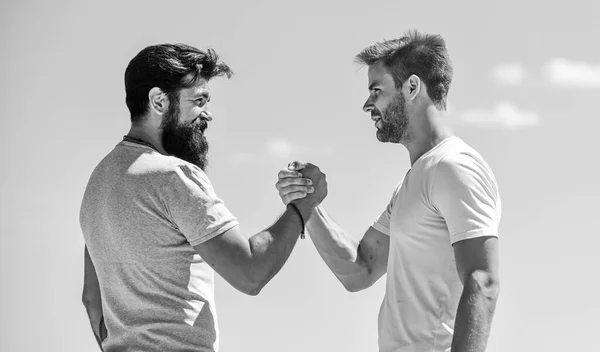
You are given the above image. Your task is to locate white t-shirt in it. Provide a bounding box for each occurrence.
[80,141,239,352]
[372,137,501,352]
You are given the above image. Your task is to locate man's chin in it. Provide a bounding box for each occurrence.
[376,130,404,144]
[376,130,391,143]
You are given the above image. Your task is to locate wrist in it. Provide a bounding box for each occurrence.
[287,203,306,238]
[290,201,315,221]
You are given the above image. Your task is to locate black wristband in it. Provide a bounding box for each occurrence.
[287,203,305,239]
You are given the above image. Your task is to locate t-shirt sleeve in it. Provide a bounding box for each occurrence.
[372,180,404,236]
[165,165,239,246]
[431,154,501,244]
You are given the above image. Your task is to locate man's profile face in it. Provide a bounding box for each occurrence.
[362,62,410,144]
[161,77,213,170]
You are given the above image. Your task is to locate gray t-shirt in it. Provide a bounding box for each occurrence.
[80,140,238,352]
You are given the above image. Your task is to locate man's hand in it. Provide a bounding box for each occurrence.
[193,162,326,296]
[276,161,327,208]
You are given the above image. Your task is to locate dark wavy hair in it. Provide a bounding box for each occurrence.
[355,30,453,110]
[125,44,233,122]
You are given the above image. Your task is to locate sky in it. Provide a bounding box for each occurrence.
[1,0,599,351]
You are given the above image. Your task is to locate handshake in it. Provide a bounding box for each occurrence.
[275,161,328,216]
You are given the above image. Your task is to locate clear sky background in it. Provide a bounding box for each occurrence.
[1,0,599,351]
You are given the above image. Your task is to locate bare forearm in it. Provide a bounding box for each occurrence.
[306,206,369,289]
[451,275,499,352]
[247,206,305,292]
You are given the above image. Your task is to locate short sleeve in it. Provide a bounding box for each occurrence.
[165,165,239,246]
[432,154,501,244]
[372,180,404,236]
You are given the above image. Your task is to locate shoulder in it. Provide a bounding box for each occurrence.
[433,139,494,183]
[123,150,214,196]
[161,159,212,190]
[129,150,210,182]
[431,145,500,207]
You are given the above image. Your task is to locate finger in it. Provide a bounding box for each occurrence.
[276,177,312,190]
[279,185,314,198]
[287,161,307,171]
[278,169,303,180]
[282,191,309,205]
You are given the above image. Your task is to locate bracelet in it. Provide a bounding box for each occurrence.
[287,203,305,239]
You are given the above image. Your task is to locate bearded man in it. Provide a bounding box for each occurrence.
[80,44,327,352]
[277,31,501,352]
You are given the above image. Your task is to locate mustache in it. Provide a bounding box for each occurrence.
[370,108,382,118]
[191,117,208,132]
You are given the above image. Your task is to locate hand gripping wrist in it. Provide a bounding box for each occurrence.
[287,203,305,239]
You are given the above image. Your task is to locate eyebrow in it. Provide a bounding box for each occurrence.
[368,81,380,90]
[191,91,210,99]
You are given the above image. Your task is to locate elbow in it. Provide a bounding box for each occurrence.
[240,279,264,296]
[337,266,376,293]
[469,270,500,301]
[244,285,263,296]
[341,274,372,293]
[82,290,92,308]
[238,269,268,296]
[344,283,365,293]
[81,290,99,315]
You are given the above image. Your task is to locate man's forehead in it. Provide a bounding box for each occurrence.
[181,79,210,97]
[367,62,394,86]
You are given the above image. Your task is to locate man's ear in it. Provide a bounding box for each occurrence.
[148,87,167,115]
[406,74,421,101]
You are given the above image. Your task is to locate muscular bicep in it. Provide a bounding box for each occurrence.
[356,226,389,287]
[192,225,256,294]
[453,236,499,286]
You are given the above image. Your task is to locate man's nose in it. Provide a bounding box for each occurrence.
[363,96,374,113]
[200,109,212,121]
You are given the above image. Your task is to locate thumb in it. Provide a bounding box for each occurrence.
[287,161,306,171]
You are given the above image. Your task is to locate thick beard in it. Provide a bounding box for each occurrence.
[376,94,410,144]
[161,103,209,171]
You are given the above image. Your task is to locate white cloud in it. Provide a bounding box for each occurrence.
[491,62,527,86]
[458,101,541,129]
[543,58,600,87]
[265,138,294,158]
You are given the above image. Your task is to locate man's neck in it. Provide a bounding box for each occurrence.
[126,124,168,155]
[405,106,454,165]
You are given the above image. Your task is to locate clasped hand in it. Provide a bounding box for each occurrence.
[276,161,328,209]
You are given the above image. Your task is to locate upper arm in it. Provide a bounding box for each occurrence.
[453,236,499,287]
[166,166,239,247]
[432,154,501,289]
[432,154,501,244]
[355,226,389,289]
[192,225,258,295]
